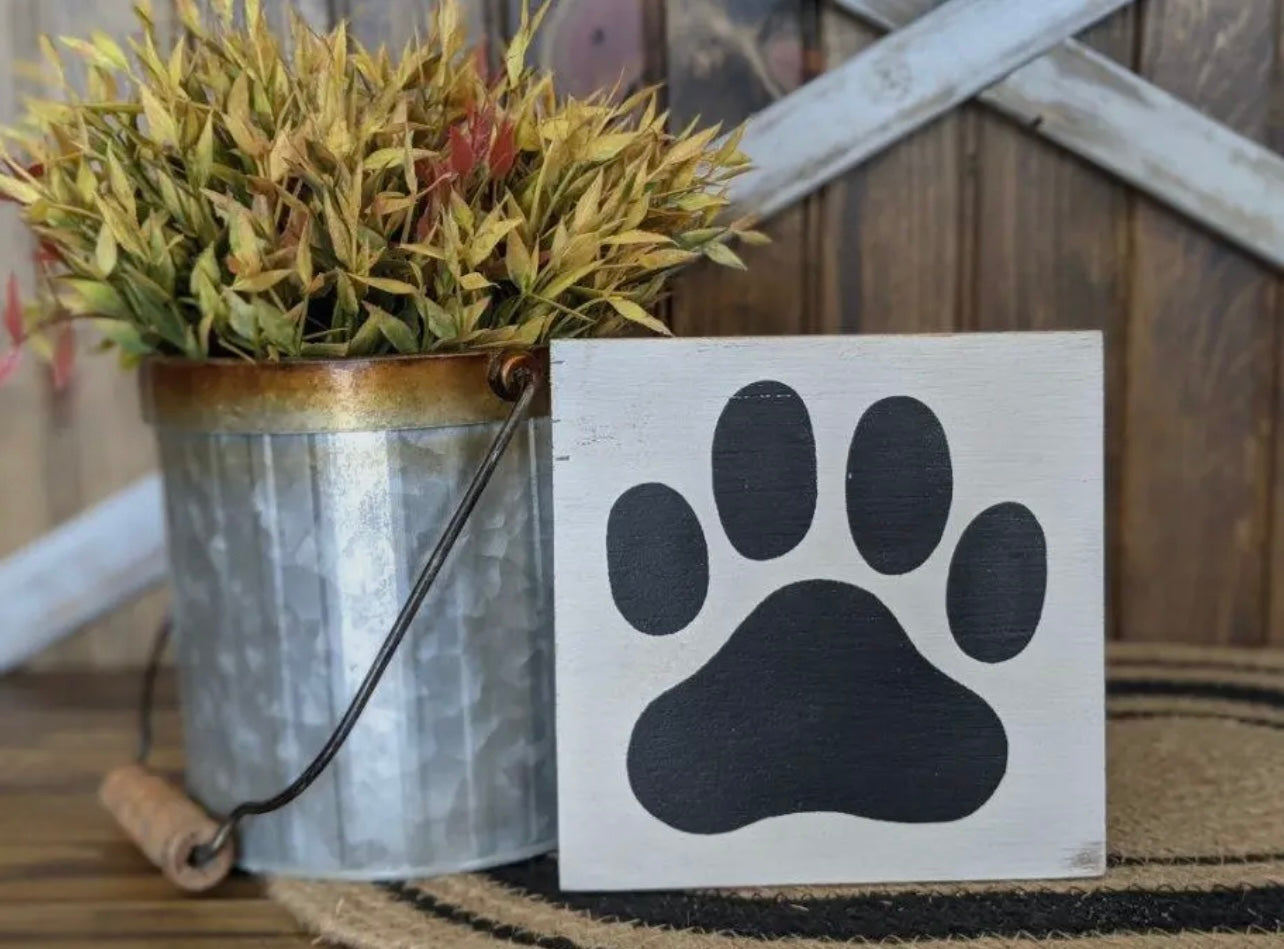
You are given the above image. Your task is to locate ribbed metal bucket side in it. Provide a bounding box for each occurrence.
[157,416,556,879]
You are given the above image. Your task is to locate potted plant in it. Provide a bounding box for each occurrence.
[0,0,757,880]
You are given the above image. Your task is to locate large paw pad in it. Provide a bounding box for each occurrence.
[607,384,1048,834]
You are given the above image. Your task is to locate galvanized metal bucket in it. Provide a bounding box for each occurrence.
[139,354,556,880]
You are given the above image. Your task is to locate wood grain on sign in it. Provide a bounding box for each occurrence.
[1,2,170,669]
[552,335,1104,891]
[1121,0,1277,647]
[971,10,1134,640]
[819,9,964,335]
[667,0,819,338]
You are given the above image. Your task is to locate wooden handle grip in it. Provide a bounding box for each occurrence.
[99,763,235,892]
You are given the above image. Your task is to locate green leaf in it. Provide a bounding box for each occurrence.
[367,304,419,354]
[603,295,670,335]
[346,308,383,356]
[255,299,299,353]
[416,296,455,340]
[90,319,149,356]
[60,279,130,320]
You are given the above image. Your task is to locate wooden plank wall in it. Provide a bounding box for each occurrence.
[0,0,1281,664]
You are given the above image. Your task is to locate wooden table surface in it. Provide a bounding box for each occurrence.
[0,671,313,947]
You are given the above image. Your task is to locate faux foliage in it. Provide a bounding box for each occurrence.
[0,0,759,370]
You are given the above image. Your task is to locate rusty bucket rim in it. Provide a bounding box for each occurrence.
[140,349,550,435]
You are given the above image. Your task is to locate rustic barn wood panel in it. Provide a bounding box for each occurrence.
[1120,0,1279,647]
[2,0,1284,663]
[970,10,1136,642]
[664,0,822,337]
[840,0,1284,272]
[820,11,967,336]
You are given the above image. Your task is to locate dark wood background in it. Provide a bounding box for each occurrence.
[0,0,1280,664]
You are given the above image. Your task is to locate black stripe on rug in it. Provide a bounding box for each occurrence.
[383,881,593,949]
[483,859,1284,942]
[1107,679,1284,708]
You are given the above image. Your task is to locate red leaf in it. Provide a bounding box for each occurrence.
[4,274,22,344]
[0,348,21,385]
[415,211,434,242]
[489,120,517,178]
[448,124,476,178]
[473,41,490,83]
[51,324,75,390]
[470,105,496,158]
[35,241,62,266]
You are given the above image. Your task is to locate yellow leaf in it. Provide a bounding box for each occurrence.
[191,116,214,188]
[398,242,446,260]
[0,175,39,204]
[95,225,118,276]
[297,220,314,288]
[106,149,135,219]
[506,232,534,288]
[233,269,294,293]
[638,249,699,270]
[59,36,121,73]
[449,191,474,234]
[571,171,603,235]
[459,272,493,292]
[505,0,531,84]
[90,30,131,72]
[140,87,179,148]
[75,162,96,203]
[349,274,420,295]
[603,230,671,246]
[539,263,597,301]
[583,133,635,163]
[603,296,670,335]
[704,241,747,270]
[467,215,520,269]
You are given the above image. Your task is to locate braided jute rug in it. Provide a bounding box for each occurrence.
[269,644,1284,946]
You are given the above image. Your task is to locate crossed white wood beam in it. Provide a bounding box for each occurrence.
[733,0,1284,270]
[5,0,1284,670]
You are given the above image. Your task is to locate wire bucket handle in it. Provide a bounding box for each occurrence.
[99,351,545,892]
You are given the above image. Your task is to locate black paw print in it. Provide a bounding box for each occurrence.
[606,382,1048,834]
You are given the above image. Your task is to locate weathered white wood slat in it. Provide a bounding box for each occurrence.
[836,0,1284,270]
[730,0,1134,219]
[0,477,167,674]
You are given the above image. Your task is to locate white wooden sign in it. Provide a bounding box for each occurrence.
[551,333,1104,892]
